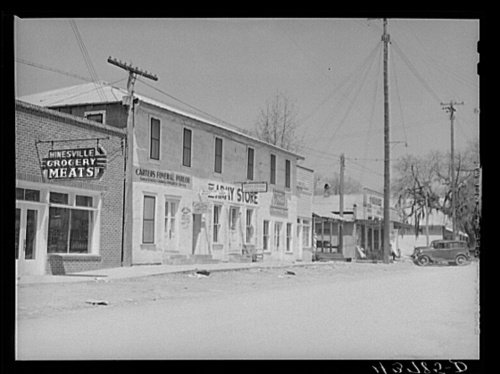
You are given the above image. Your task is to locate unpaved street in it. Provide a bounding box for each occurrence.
[16,261,480,359]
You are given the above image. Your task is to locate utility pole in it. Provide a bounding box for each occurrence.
[108,57,158,266]
[382,18,391,264]
[440,100,464,240]
[338,153,345,254]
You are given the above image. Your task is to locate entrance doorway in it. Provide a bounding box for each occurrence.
[192,213,202,254]
[15,203,44,275]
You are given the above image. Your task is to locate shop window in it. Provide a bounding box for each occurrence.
[286,223,292,252]
[214,137,223,173]
[274,222,282,251]
[16,188,40,202]
[50,192,69,205]
[150,117,160,160]
[164,200,178,242]
[270,154,276,185]
[247,147,254,181]
[213,205,222,243]
[76,195,93,207]
[246,209,254,243]
[229,206,239,231]
[285,159,291,189]
[47,207,93,254]
[183,128,192,167]
[263,220,270,251]
[142,195,156,244]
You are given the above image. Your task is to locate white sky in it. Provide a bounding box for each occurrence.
[14,17,480,191]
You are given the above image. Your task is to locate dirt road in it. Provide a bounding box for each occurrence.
[16,260,480,359]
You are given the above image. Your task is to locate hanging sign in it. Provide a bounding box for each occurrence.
[41,146,107,180]
[241,181,268,193]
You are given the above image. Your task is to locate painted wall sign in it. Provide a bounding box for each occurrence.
[41,146,106,180]
[206,182,259,205]
[135,167,192,189]
[193,201,210,214]
[270,189,288,217]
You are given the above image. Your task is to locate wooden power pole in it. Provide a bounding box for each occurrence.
[338,153,345,254]
[108,57,158,266]
[440,100,464,240]
[382,18,391,263]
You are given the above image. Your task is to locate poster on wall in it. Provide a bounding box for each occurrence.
[41,146,107,180]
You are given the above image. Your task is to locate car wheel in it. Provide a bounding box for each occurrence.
[417,255,430,266]
[455,254,468,265]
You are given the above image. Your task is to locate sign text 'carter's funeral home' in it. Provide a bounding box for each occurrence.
[135,167,192,189]
[41,147,106,180]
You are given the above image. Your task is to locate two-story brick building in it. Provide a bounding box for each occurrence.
[20,82,309,265]
[15,100,126,275]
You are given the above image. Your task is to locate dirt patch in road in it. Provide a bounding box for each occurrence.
[16,261,432,320]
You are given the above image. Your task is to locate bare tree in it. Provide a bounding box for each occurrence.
[393,141,480,247]
[254,91,301,151]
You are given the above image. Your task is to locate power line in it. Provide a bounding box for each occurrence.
[297,41,382,125]
[16,58,93,82]
[391,40,443,104]
[320,40,382,150]
[69,19,106,102]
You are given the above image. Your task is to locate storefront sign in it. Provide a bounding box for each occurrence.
[364,192,383,219]
[206,182,259,205]
[241,181,268,193]
[270,189,288,217]
[41,146,106,180]
[135,167,192,189]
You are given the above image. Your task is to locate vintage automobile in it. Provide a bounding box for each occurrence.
[412,240,471,266]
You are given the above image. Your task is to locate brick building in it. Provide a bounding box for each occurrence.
[15,100,126,275]
[20,82,310,265]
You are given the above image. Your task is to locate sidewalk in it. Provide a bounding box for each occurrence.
[17,259,334,286]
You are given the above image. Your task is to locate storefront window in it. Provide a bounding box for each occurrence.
[286,223,292,252]
[229,206,239,231]
[274,222,282,251]
[16,188,40,202]
[213,205,222,243]
[142,196,156,244]
[48,207,92,253]
[263,220,270,251]
[50,192,69,205]
[246,209,254,243]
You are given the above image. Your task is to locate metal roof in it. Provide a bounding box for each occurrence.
[18,81,304,160]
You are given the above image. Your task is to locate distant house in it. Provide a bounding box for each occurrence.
[312,187,405,260]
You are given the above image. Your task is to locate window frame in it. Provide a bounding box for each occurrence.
[213,204,222,243]
[247,147,254,181]
[286,222,293,252]
[285,159,291,189]
[142,195,156,244]
[245,208,255,244]
[150,117,161,161]
[263,220,270,252]
[214,137,223,173]
[270,154,276,185]
[182,127,192,167]
[83,110,106,124]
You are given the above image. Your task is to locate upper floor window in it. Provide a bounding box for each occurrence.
[247,147,254,180]
[183,128,192,167]
[150,118,160,160]
[84,110,105,124]
[270,154,276,185]
[214,137,223,173]
[285,159,291,188]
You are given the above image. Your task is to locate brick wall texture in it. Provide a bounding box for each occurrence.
[15,101,126,274]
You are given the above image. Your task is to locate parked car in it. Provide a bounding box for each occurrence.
[411,240,471,266]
